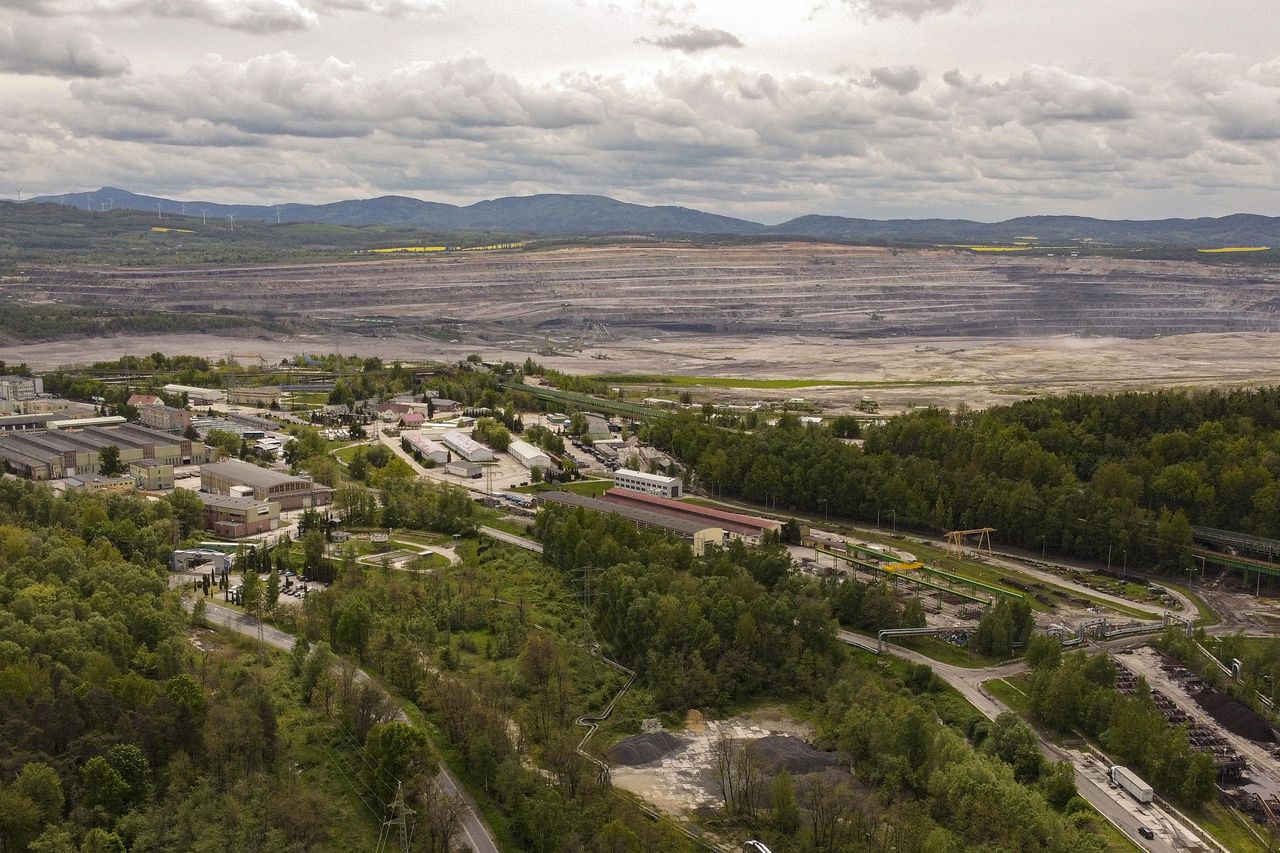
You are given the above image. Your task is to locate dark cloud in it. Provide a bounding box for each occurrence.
[868,65,923,94]
[640,26,743,53]
[0,21,129,77]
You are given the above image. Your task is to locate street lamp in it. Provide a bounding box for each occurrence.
[891,509,897,535]
[818,497,828,524]
[1040,535,1046,560]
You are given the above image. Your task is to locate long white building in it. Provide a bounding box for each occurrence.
[508,438,552,470]
[613,467,682,499]
[403,432,448,464]
[442,429,495,462]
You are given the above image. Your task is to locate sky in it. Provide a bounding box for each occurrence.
[2,0,1280,222]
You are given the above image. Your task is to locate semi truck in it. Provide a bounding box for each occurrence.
[1110,765,1154,804]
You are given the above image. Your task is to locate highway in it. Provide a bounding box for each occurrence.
[193,598,500,853]
[838,630,1223,853]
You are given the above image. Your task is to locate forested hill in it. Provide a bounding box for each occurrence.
[26,187,1280,246]
[646,386,1280,572]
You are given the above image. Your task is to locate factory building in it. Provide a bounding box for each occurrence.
[196,491,279,538]
[403,432,448,464]
[0,375,43,401]
[445,460,482,478]
[612,468,683,499]
[65,473,136,493]
[442,429,495,462]
[227,386,281,406]
[0,424,209,480]
[508,438,552,470]
[139,404,192,435]
[162,383,225,405]
[538,491,725,555]
[601,488,781,544]
[200,458,332,510]
[130,459,175,490]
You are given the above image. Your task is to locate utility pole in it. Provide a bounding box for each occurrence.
[375,782,413,853]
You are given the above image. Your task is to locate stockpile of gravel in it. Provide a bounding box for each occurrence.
[748,736,843,774]
[1194,689,1277,743]
[609,732,686,766]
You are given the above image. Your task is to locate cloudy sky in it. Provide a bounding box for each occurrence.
[2,0,1279,221]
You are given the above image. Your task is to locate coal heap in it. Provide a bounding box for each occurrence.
[608,732,686,766]
[1194,689,1277,743]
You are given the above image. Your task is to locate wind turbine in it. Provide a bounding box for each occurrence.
[157,202,163,220]
[228,214,234,232]
[198,207,208,225]
[181,203,186,216]
[276,206,281,224]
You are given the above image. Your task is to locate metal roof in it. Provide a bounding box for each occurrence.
[538,490,716,537]
[202,458,306,489]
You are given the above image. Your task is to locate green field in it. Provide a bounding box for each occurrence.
[587,372,972,390]
[897,636,1007,668]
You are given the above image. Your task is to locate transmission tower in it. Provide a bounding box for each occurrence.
[375,782,413,853]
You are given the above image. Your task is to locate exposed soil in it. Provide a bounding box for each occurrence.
[748,735,844,774]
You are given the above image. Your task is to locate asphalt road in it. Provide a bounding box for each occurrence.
[194,598,501,853]
[838,630,1219,853]
[479,525,543,553]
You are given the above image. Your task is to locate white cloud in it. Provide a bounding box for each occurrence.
[0,20,129,77]
[2,0,441,33]
[843,0,974,22]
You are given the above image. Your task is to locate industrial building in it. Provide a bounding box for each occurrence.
[445,459,482,478]
[0,375,43,401]
[162,383,225,405]
[0,424,210,480]
[442,429,495,462]
[201,458,332,510]
[0,412,56,433]
[130,459,175,490]
[613,468,683,498]
[196,491,279,537]
[601,488,781,544]
[538,491,725,555]
[139,404,192,434]
[228,386,281,406]
[508,438,552,470]
[64,473,136,493]
[403,432,448,464]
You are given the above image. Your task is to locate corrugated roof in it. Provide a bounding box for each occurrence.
[203,458,305,489]
[539,490,716,537]
[602,488,779,535]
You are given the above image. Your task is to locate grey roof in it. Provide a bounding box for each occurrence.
[196,490,270,510]
[203,458,305,488]
[537,491,714,537]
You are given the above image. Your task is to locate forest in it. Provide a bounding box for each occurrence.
[0,478,433,852]
[645,386,1280,571]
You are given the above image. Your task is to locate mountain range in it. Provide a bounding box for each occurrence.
[28,187,1280,247]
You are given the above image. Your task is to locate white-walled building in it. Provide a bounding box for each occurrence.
[442,429,494,462]
[403,432,448,464]
[508,438,552,470]
[613,468,682,499]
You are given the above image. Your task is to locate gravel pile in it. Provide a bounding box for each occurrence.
[748,736,843,774]
[1194,689,1277,743]
[608,732,686,766]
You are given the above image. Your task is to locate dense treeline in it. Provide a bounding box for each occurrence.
[1023,636,1217,807]
[648,387,1280,570]
[289,532,699,852]
[0,478,387,851]
[536,505,843,710]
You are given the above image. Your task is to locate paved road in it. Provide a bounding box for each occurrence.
[838,630,1220,853]
[193,598,500,853]
[479,525,543,553]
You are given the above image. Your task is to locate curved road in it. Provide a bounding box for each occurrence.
[839,630,1224,853]
[192,598,500,853]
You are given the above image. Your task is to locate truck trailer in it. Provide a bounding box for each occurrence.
[1110,765,1154,804]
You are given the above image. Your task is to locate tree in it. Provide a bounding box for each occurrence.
[80,756,128,818]
[240,566,263,615]
[1181,752,1217,806]
[0,787,41,853]
[15,762,65,826]
[985,712,1043,783]
[771,769,800,834]
[303,529,326,573]
[364,721,428,803]
[97,445,125,476]
[204,428,242,460]
[266,567,280,611]
[165,488,204,538]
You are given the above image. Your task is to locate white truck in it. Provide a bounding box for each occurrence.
[1110,765,1154,805]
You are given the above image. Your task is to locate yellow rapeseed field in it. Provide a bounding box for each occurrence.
[150,226,194,234]
[370,246,447,253]
[1196,246,1271,253]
